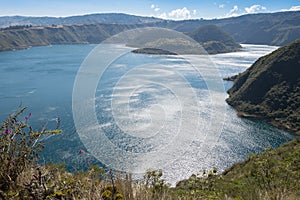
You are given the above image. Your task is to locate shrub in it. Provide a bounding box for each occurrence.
[0,107,61,198]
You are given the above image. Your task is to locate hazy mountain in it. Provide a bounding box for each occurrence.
[216,11,300,46]
[226,40,300,134]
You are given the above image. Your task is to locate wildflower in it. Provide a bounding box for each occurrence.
[25,113,32,121]
[78,149,85,154]
[56,117,60,129]
[86,159,91,167]
[3,129,11,135]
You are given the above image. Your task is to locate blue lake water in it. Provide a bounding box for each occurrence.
[0,44,296,184]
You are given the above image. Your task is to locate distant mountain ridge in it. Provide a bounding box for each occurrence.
[0,13,163,28]
[159,11,300,46]
[226,40,300,134]
[1,11,300,46]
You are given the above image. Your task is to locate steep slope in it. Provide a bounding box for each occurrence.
[226,40,300,134]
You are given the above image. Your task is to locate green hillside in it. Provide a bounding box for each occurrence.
[226,40,300,134]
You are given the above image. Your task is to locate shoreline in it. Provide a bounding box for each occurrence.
[0,42,93,53]
[237,111,299,135]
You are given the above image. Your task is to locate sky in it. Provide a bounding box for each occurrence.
[0,0,300,20]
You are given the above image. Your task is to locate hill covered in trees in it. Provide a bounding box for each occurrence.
[226,40,300,134]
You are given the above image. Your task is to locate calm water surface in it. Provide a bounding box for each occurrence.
[0,44,295,184]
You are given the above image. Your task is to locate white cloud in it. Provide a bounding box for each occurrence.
[158,12,167,19]
[245,4,266,14]
[219,4,224,9]
[151,4,160,12]
[289,5,300,11]
[223,4,269,18]
[231,5,239,12]
[281,5,300,12]
[168,7,191,20]
[226,5,239,17]
[154,7,196,20]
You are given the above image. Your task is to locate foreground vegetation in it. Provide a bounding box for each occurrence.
[175,138,300,199]
[1,108,300,199]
